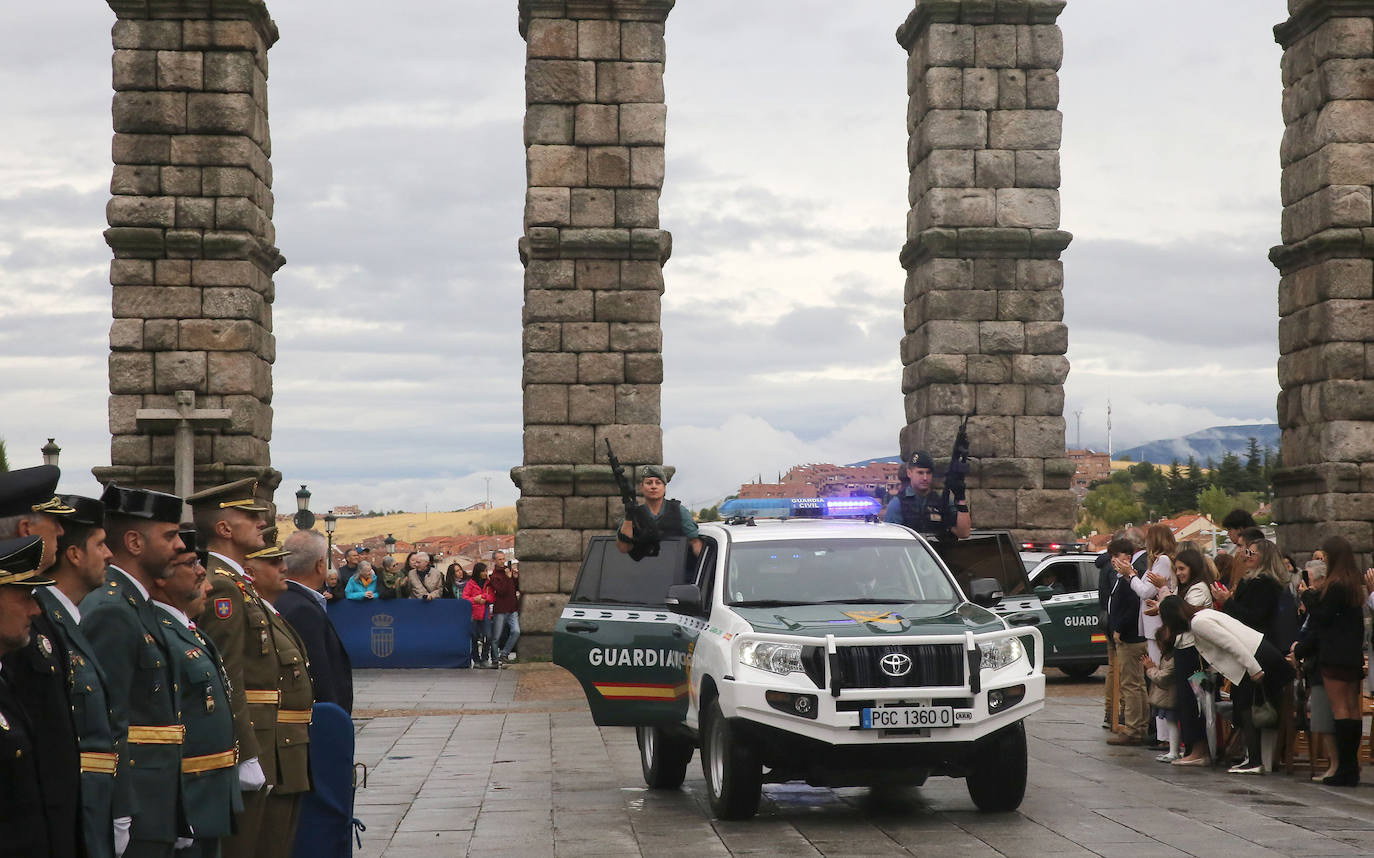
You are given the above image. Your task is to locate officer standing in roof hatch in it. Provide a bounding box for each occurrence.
[617,465,703,557]
[883,450,971,539]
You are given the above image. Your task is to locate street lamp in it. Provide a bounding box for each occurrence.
[384,533,396,556]
[40,438,60,467]
[292,484,316,531]
[324,512,337,571]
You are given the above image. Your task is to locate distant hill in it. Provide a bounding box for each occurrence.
[1113,423,1280,465]
[842,423,1281,471]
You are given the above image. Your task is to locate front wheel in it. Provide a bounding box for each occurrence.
[637,725,693,789]
[1059,663,1099,680]
[966,722,1027,812]
[700,699,762,819]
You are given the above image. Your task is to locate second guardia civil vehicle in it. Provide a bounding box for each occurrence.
[553,497,1045,819]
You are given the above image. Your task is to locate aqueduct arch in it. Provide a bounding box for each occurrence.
[95,0,1374,652]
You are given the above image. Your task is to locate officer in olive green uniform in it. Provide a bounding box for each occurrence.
[38,494,124,858]
[187,479,274,858]
[0,535,59,858]
[153,528,241,858]
[243,542,314,858]
[81,484,190,858]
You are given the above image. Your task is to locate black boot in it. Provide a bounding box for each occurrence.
[1323,719,1362,787]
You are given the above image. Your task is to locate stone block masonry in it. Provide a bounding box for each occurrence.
[1271,1,1374,559]
[97,0,283,503]
[897,0,1074,543]
[513,0,675,656]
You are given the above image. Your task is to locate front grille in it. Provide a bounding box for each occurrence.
[833,644,964,689]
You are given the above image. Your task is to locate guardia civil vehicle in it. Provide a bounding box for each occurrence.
[553,498,1045,819]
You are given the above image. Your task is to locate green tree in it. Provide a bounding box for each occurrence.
[697,505,721,522]
[1083,483,1142,529]
[1142,469,1170,512]
[1214,452,1244,494]
[1243,438,1263,493]
[1185,456,1206,508]
[1129,461,1155,481]
[1197,485,1235,523]
[1165,460,1189,511]
[1110,469,1134,489]
[0,438,7,472]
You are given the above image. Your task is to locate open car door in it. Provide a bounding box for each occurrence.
[553,536,704,726]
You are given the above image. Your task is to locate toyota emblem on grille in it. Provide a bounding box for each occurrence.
[880,652,912,677]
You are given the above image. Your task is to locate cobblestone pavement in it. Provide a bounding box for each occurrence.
[350,667,1374,857]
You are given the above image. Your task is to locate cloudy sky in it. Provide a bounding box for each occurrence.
[1,1,1290,511]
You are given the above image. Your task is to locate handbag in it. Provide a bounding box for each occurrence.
[1251,684,1279,729]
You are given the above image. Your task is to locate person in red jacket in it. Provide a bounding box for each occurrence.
[462,563,493,668]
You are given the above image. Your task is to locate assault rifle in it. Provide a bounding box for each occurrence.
[606,440,661,561]
[940,415,971,521]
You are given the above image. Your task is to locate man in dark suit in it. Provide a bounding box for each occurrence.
[81,484,189,858]
[0,466,81,856]
[279,529,353,713]
[1105,535,1150,746]
[0,536,59,858]
[38,494,123,858]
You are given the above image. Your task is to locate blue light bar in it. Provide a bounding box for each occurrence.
[718,497,882,518]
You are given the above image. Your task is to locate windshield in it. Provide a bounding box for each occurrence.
[725,538,959,607]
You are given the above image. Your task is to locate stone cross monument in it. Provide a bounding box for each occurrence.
[95,0,283,505]
[896,0,1075,542]
[1270,1,1374,559]
[135,389,231,520]
[512,0,675,655]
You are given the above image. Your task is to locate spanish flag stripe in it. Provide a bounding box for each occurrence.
[593,682,689,700]
[1090,633,1107,643]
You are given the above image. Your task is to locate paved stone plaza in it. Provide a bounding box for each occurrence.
[349,667,1374,857]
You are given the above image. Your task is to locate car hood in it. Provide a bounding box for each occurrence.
[731,602,1004,639]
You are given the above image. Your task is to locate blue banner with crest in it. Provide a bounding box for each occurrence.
[327,598,472,668]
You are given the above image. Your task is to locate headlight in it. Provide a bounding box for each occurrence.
[738,641,804,675]
[980,638,1024,671]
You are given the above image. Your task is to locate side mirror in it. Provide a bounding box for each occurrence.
[969,578,1002,607]
[1033,585,1055,599]
[666,584,702,614]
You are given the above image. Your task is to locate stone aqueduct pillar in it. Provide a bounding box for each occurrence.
[896,0,1075,542]
[512,0,675,655]
[95,0,283,502]
[1271,2,1374,559]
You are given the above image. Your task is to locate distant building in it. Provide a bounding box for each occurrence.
[735,462,901,501]
[332,504,362,517]
[1067,449,1111,498]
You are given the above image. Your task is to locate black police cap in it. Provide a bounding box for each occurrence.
[178,527,198,557]
[0,536,55,587]
[100,484,183,525]
[0,466,76,519]
[59,495,105,529]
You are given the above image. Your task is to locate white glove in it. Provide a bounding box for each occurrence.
[238,757,267,791]
[113,817,131,857]
[174,837,194,850]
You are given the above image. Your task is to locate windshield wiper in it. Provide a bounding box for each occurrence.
[729,599,809,607]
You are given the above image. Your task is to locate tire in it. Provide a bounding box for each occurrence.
[966,722,1027,812]
[700,699,762,819]
[636,725,693,789]
[1059,663,1099,680]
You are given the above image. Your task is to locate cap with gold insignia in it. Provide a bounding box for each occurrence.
[101,484,183,524]
[186,479,270,513]
[0,466,76,519]
[59,495,105,529]
[0,536,55,588]
[246,542,291,560]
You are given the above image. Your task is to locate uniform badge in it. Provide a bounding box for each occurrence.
[186,649,200,660]
[143,633,155,645]
[214,598,232,619]
[38,635,52,656]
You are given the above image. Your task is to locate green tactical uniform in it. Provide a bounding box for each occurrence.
[256,602,314,858]
[80,566,188,852]
[156,605,242,855]
[38,588,123,858]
